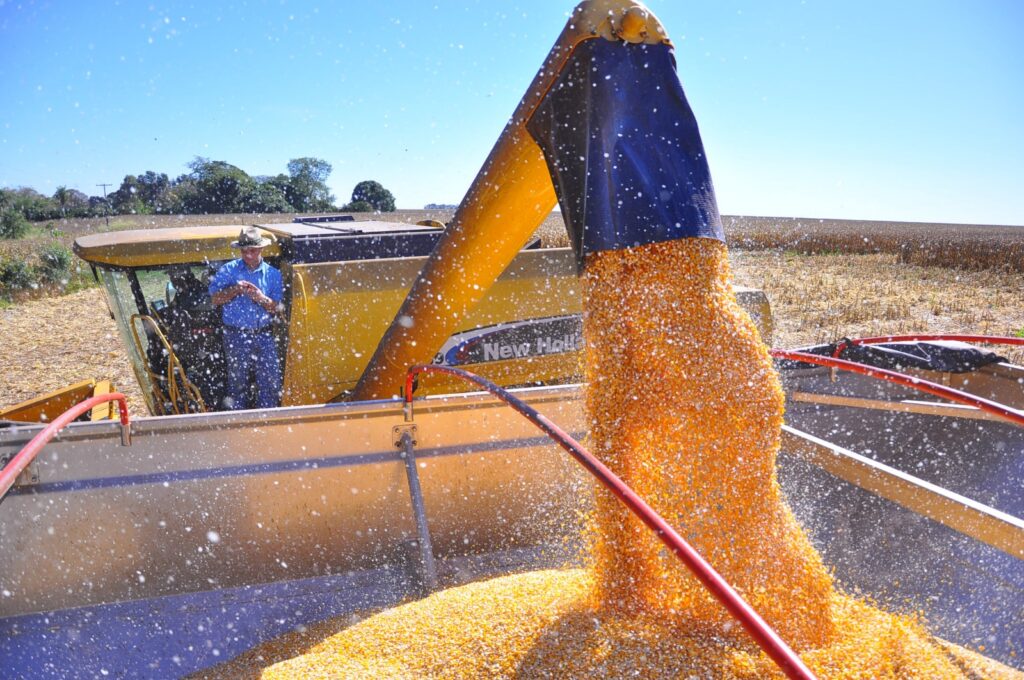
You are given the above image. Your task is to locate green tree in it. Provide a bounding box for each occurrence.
[0,209,30,239]
[165,174,198,214]
[53,186,71,217]
[248,180,294,213]
[185,157,256,214]
[286,157,334,212]
[60,189,91,217]
[350,180,396,212]
[136,171,172,212]
[345,200,374,213]
[6,187,56,220]
[88,195,111,218]
[110,171,174,214]
[264,173,293,198]
[109,175,149,214]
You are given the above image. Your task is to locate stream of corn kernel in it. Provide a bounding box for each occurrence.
[218,239,1018,679]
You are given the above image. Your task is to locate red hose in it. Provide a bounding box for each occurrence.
[0,393,129,501]
[831,334,1024,358]
[404,365,816,680]
[771,349,1024,428]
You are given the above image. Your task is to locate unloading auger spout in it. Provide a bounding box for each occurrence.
[351,0,722,401]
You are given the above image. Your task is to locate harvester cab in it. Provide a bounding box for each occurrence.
[71,217,602,415]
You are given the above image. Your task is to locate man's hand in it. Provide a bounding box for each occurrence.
[236,280,260,298]
[212,280,277,312]
[237,280,277,313]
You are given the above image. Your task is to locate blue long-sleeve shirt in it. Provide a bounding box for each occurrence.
[208,259,283,330]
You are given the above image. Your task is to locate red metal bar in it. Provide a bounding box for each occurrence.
[772,348,1024,428]
[404,365,816,680]
[831,334,1024,358]
[0,393,129,501]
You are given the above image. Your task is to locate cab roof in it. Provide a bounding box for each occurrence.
[74,221,442,268]
[73,225,271,268]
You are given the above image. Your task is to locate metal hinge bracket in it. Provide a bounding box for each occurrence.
[392,424,418,449]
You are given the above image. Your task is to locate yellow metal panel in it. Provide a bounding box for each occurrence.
[0,380,98,423]
[281,249,582,405]
[89,380,116,421]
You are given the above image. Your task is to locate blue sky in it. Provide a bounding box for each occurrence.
[1,1,1022,225]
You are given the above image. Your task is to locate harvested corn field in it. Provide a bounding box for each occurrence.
[0,287,145,414]
[722,216,1024,273]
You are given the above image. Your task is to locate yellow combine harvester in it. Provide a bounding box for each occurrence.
[38,218,770,417]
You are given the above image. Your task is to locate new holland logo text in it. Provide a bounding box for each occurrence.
[481,332,583,362]
[434,315,583,366]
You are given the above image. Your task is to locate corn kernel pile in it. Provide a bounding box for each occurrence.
[220,569,1007,679]
[208,239,1020,679]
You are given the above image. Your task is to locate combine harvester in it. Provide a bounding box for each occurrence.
[2,1,1021,677]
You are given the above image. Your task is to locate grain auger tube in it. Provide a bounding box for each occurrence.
[351,0,705,401]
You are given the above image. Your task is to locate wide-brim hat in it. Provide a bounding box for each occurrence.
[231,226,272,248]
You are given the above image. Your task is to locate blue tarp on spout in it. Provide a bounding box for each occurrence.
[526,39,723,270]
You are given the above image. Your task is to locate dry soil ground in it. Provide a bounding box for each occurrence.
[2,212,1023,415]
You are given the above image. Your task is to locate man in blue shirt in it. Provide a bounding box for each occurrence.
[209,227,284,410]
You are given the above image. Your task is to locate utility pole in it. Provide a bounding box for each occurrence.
[97,183,112,227]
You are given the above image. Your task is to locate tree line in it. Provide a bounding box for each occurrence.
[0,156,397,237]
